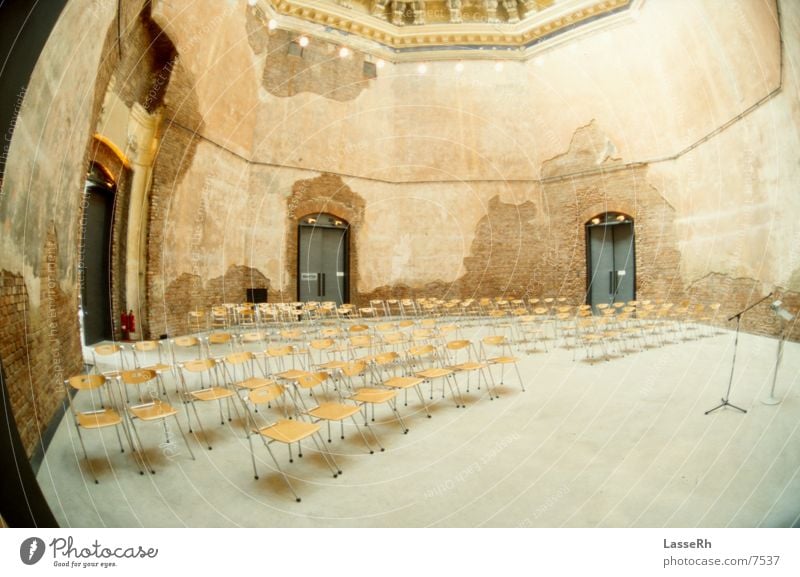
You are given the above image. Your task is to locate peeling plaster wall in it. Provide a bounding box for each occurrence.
[1,0,770,344]
[0,0,118,455]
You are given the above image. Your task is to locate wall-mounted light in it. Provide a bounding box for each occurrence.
[771,300,795,322]
[454,61,464,73]
[376,59,385,69]
[615,214,626,222]
[417,63,428,74]
[334,220,343,226]
[307,217,317,224]
[268,18,278,30]
[494,61,504,72]
[591,218,601,225]
[298,35,309,48]
[339,46,350,58]
[248,0,257,6]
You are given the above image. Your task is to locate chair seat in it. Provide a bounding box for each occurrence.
[191,386,235,401]
[276,369,311,381]
[236,377,275,390]
[317,360,348,370]
[102,370,122,379]
[143,363,171,373]
[77,409,122,429]
[383,376,424,389]
[129,400,177,421]
[450,361,485,371]
[256,419,320,443]
[308,402,361,421]
[488,356,518,364]
[350,388,397,404]
[417,368,453,379]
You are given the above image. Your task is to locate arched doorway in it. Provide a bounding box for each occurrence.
[585,212,635,309]
[80,162,116,344]
[297,213,349,305]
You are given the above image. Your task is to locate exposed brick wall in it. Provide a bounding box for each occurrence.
[251,24,373,101]
[0,231,82,457]
[686,273,800,341]
[358,122,684,308]
[156,265,270,337]
[146,55,204,338]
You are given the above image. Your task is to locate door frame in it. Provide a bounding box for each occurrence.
[296,212,350,303]
[80,162,117,345]
[584,212,636,306]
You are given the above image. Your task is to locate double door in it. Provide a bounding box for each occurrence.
[298,223,348,305]
[587,219,635,309]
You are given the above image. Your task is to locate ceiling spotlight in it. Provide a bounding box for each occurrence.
[376,59,385,69]
[417,63,427,74]
[454,61,464,73]
[494,61,504,72]
[339,46,350,58]
[298,35,309,47]
[268,18,278,30]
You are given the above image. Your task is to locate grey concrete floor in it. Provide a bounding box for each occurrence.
[38,327,800,527]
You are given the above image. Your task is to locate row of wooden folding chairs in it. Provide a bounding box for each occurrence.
[82,327,526,500]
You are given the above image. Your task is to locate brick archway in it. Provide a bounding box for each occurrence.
[284,174,365,305]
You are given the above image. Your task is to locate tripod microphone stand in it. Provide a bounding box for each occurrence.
[705,292,773,415]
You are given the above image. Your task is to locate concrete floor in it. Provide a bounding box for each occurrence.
[38,327,800,527]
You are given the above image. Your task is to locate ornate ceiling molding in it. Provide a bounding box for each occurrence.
[256,0,635,59]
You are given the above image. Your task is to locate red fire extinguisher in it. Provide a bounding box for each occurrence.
[121,311,129,340]
[128,310,135,337]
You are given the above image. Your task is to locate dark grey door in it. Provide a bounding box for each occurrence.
[81,185,114,344]
[587,219,635,309]
[298,221,347,305]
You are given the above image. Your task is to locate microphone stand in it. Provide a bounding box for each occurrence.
[705,292,773,415]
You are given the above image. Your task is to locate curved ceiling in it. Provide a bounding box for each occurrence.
[253,0,637,60]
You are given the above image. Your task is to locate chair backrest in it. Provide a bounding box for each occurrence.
[295,372,329,389]
[173,336,200,348]
[482,336,507,347]
[446,340,471,351]
[373,352,399,367]
[266,345,294,357]
[309,339,335,350]
[340,360,367,378]
[182,358,216,373]
[349,334,372,348]
[249,384,285,405]
[120,369,157,385]
[133,340,159,352]
[94,344,122,356]
[207,332,232,344]
[408,344,435,357]
[241,331,266,342]
[66,374,106,391]
[225,351,254,365]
